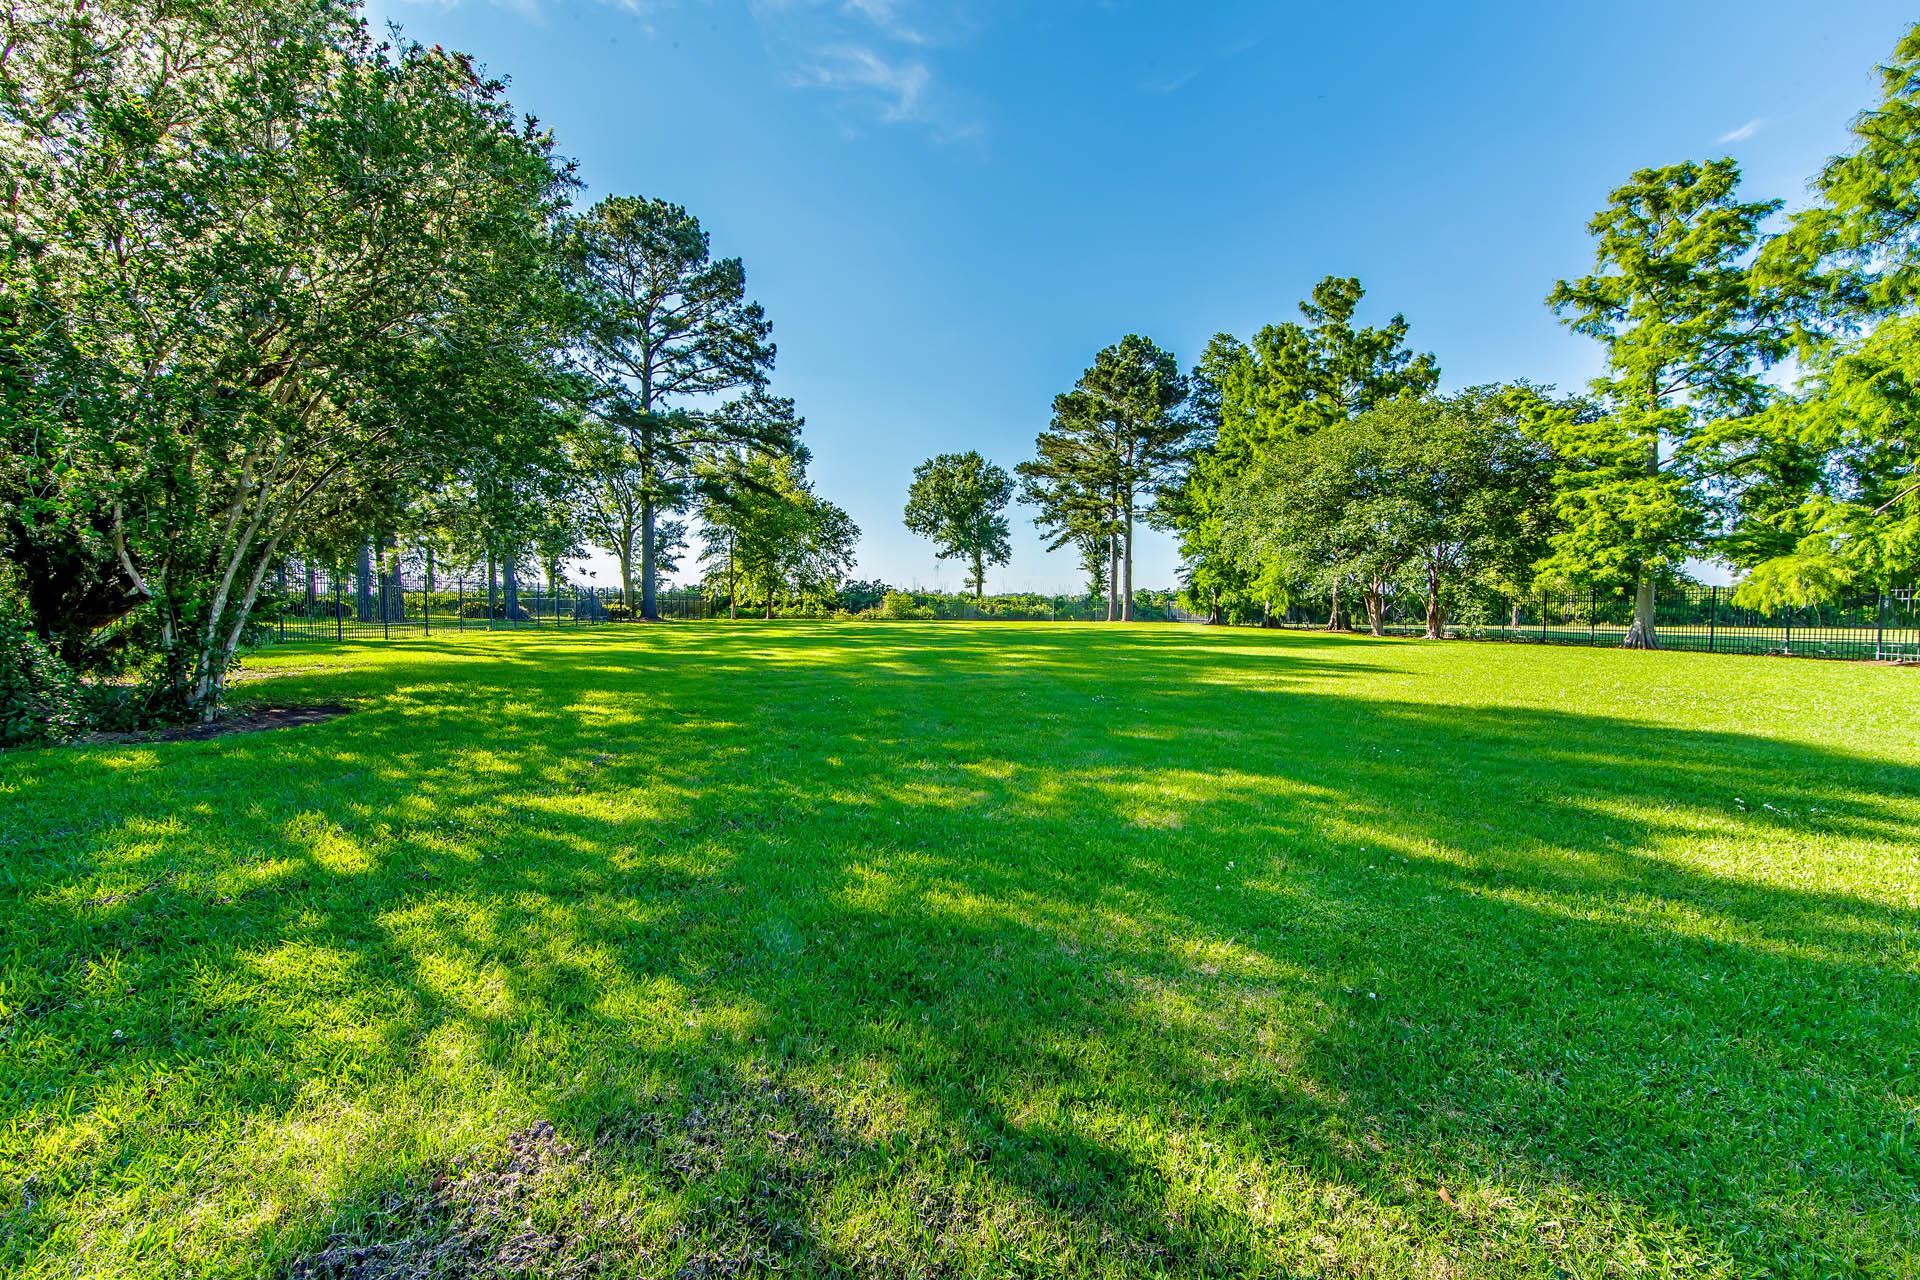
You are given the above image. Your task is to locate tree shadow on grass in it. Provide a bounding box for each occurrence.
[1,623,1916,1276]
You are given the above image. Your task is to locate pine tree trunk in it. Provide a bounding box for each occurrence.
[380,541,405,622]
[1122,505,1134,621]
[1623,574,1659,649]
[1106,534,1118,622]
[640,498,659,621]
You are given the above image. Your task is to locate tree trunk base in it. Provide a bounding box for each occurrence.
[1622,620,1660,650]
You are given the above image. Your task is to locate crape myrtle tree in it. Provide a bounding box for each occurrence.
[1168,279,1438,626]
[0,0,576,721]
[1722,21,1920,605]
[1019,336,1192,621]
[902,451,1014,600]
[567,196,786,621]
[1544,159,1789,647]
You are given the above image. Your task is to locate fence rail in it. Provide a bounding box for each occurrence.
[1269,581,1920,662]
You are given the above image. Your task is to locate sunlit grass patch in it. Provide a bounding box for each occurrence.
[1,622,1916,1277]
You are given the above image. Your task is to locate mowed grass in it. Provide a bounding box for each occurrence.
[2,623,1917,1279]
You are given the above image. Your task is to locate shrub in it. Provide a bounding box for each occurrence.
[457,600,531,621]
[603,600,632,621]
[0,572,88,747]
[878,591,933,620]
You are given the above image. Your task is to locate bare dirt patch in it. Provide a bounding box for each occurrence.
[286,1122,605,1280]
[84,703,351,745]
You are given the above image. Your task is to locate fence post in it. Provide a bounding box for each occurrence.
[1877,591,1886,661]
[335,576,343,642]
[278,565,286,643]
[1783,610,1792,656]
[1540,591,1548,644]
[1708,585,1717,653]
[1588,587,1595,645]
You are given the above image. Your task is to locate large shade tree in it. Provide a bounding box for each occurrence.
[0,0,576,720]
[902,452,1014,599]
[1544,159,1788,647]
[1724,22,1920,605]
[1167,279,1438,625]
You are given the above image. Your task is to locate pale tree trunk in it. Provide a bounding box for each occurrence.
[1623,574,1659,649]
[728,535,738,620]
[1363,583,1385,636]
[1327,578,1344,632]
[640,498,658,621]
[1424,562,1446,640]
[972,548,985,601]
[1622,430,1661,650]
[1121,503,1134,621]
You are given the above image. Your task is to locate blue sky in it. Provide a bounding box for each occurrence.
[373,0,1913,593]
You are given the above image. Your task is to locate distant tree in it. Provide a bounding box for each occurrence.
[568,197,785,620]
[1019,335,1191,620]
[700,452,857,617]
[1545,159,1788,647]
[1167,280,1438,626]
[837,579,890,613]
[1017,420,1122,619]
[573,418,647,606]
[902,452,1014,599]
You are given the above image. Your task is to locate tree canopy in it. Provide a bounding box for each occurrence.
[903,452,1014,599]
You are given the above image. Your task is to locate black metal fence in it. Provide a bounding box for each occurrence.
[1270,581,1920,662]
[260,560,718,643]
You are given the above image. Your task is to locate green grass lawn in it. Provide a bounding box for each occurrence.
[2,623,1916,1278]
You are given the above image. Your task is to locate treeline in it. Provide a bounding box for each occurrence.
[905,25,1920,639]
[0,1,855,741]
